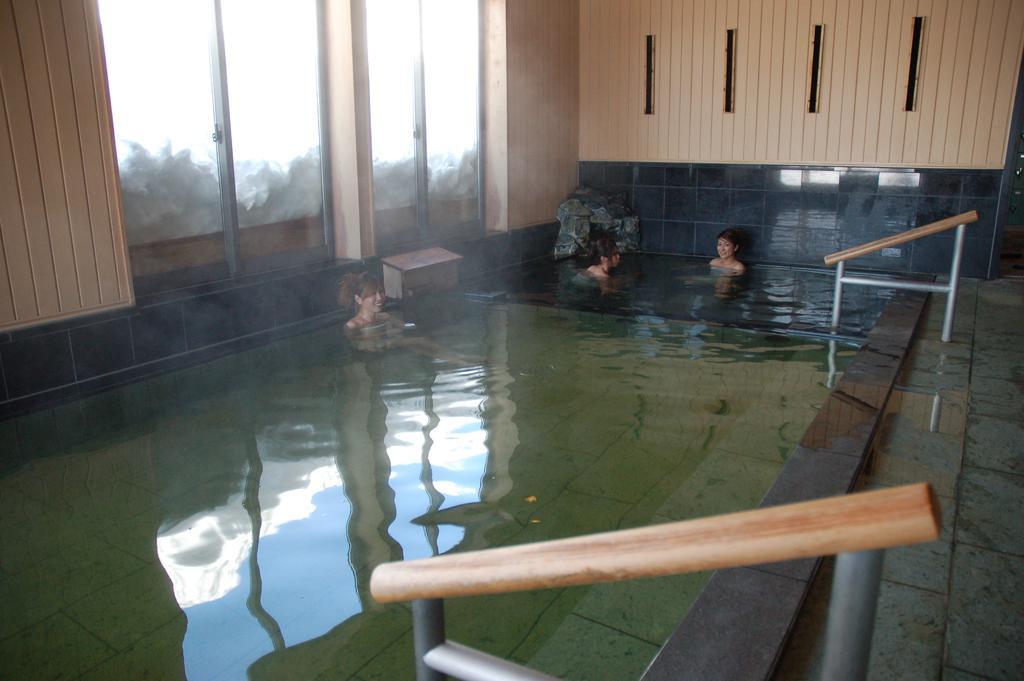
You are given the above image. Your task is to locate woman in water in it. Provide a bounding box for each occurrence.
[340,272,394,333]
[572,234,624,294]
[585,234,622,281]
[338,271,480,364]
[710,228,746,274]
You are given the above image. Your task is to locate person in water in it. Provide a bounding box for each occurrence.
[585,234,622,280]
[338,271,481,364]
[339,272,395,332]
[710,228,746,274]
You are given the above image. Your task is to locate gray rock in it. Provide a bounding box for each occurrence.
[553,186,641,258]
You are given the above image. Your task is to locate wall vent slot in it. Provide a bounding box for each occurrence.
[905,16,925,111]
[645,34,655,115]
[724,29,737,113]
[808,24,824,113]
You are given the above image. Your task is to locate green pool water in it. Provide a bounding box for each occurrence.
[0,300,856,680]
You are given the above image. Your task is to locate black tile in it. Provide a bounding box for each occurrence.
[962,197,997,241]
[692,223,722,258]
[665,166,697,187]
[636,165,666,186]
[873,194,920,230]
[800,169,840,193]
[640,220,664,251]
[605,164,634,185]
[131,302,187,364]
[838,170,879,193]
[765,167,804,192]
[183,287,276,349]
[520,222,558,262]
[961,172,1000,198]
[762,226,838,265]
[961,237,995,278]
[697,166,728,188]
[838,228,913,271]
[70,318,134,381]
[910,235,957,273]
[307,268,348,315]
[270,276,315,327]
[728,190,766,226]
[921,171,963,196]
[916,195,961,227]
[733,225,764,260]
[766,192,838,229]
[664,187,697,220]
[1,331,75,399]
[912,235,992,278]
[0,355,7,402]
[694,188,730,224]
[837,193,877,230]
[633,186,665,219]
[878,171,922,194]
[578,162,604,188]
[727,166,766,190]
[662,222,695,254]
[764,192,803,227]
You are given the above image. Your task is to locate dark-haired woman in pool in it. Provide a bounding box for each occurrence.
[574,234,626,294]
[338,272,479,364]
[710,228,746,274]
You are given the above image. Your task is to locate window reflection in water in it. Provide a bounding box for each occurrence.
[155,307,515,680]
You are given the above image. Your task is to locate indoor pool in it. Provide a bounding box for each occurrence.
[0,295,857,681]
[478,253,895,340]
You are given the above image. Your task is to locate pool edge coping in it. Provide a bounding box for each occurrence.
[641,289,929,681]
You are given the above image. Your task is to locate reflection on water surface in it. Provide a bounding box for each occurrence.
[0,297,856,680]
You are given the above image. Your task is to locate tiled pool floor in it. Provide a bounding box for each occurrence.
[0,302,850,681]
[774,278,1024,681]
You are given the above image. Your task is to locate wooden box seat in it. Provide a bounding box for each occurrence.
[381,247,463,300]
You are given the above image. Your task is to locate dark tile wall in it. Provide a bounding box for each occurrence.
[579,162,1004,278]
[0,222,558,424]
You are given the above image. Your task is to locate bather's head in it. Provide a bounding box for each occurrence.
[339,272,385,316]
[716,228,744,259]
[588,234,621,272]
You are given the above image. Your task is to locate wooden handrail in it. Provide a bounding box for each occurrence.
[370,483,940,603]
[823,210,978,266]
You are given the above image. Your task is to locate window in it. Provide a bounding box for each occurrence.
[99,0,331,290]
[365,0,481,254]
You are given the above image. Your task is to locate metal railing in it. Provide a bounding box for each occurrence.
[824,210,979,342]
[371,483,941,681]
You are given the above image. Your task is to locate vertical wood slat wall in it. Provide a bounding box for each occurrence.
[579,0,1024,167]
[0,0,132,332]
[506,0,579,228]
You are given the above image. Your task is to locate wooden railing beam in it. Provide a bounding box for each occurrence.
[370,484,940,603]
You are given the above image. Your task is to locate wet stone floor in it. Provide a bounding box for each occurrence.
[774,278,1024,681]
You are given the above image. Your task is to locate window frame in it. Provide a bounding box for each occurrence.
[112,0,335,294]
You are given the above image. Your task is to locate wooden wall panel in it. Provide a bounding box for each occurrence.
[578,0,1024,168]
[0,0,133,332]
[66,0,121,303]
[507,0,579,229]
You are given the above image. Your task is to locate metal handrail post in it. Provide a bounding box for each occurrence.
[941,223,966,342]
[827,340,838,389]
[413,599,447,681]
[820,549,885,681]
[831,261,845,329]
